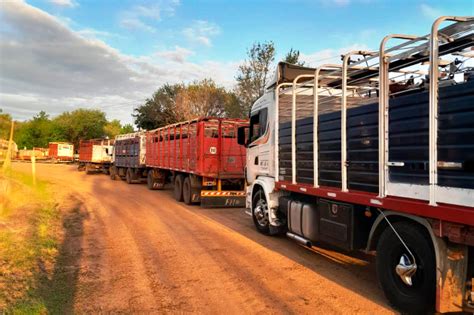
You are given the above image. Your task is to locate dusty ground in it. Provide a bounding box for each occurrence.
[12,162,395,314]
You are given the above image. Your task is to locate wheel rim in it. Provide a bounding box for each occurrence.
[395,254,417,286]
[391,247,424,293]
[254,197,269,227]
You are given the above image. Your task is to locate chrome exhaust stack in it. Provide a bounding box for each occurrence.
[287,232,312,248]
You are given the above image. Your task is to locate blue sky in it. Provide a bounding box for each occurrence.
[0,0,472,124]
[27,0,471,61]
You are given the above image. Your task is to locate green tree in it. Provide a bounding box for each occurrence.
[121,124,135,134]
[0,111,13,139]
[103,119,122,138]
[53,109,107,148]
[235,41,276,115]
[133,83,184,130]
[223,92,244,119]
[15,111,55,148]
[284,48,305,66]
[175,79,239,119]
[104,119,135,137]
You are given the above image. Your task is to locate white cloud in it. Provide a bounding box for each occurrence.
[119,2,178,33]
[420,4,442,20]
[120,18,157,33]
[0,1,237,125]
[49,0,78,8]
[300,43,371,67]
[182,20,221,47]
[155,46,194,63]
[77,28,125,40]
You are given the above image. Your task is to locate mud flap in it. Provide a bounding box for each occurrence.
[435,236,468,313]
[200,196,246,208]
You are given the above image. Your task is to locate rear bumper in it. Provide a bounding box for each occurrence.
[200,191,246,208]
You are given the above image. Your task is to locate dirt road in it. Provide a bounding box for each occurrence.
[13,162,395,314]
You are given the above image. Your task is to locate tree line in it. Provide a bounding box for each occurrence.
[0,109,133,150]
[134,43,304,129]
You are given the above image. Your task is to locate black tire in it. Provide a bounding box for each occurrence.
[376,221,436,313]
[174,174,184,201]
[183,177,192,205]
[85,164,93,175]
[125,168,133,184]
[110,166,117,180]
[147,171,157,190]
[252,189,270,235]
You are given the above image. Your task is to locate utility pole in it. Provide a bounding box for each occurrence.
[2,119,14,173]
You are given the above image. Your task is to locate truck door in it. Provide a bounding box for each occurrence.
[247,108,269,182]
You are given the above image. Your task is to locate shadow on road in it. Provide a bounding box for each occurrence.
[36,196,88,313]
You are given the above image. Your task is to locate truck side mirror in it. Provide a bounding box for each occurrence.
[237,126,248,147]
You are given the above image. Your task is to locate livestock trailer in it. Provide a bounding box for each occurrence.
[239,17,474,313]
[48,142,74,162]
[146,117,248,207]
[0,139,18,163]
[78,138,114,174]
[109,131,147,183]
[17,147,49,161]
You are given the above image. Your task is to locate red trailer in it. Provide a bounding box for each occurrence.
[48,142,74,162]
[78,138,114,174]
[146,117,248,207]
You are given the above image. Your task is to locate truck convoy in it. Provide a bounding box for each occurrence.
[78,138,114,174]
[48,142,74,162]
[238,17,474,313]
[109,117,248,207]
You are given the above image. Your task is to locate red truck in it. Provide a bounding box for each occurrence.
[48,142,74,162]
[145,117,248,207]
[78,138,114,174]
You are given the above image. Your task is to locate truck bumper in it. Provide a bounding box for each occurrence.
[200,191,246,208]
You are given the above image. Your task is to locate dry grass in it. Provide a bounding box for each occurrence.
[0,170,61,313]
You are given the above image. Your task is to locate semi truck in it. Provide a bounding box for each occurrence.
[78,138,114,174]
[109,131,147,183]
[238,16,474,313]
[48,142,74,162]
[145,117,248,207]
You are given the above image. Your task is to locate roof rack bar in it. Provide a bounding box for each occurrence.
[429,16,474,206]
[314,64,341,188]
[342,51,377,192]
[378,34,419,199]
[275,82,293,183]
[292,74,315,184]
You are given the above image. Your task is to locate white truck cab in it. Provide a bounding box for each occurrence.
[238,62,315,235]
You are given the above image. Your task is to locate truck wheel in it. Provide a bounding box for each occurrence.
[376,221,435,313]
[183,177,192,205]
[174,174,184,201]
[85,164,92,175]
[147,171,157,190]
[252,189,270,235]
[110,166,117,180]
[126,168,133,184]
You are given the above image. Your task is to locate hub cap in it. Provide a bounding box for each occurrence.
[254,199,268,227]
[395,254,417,286]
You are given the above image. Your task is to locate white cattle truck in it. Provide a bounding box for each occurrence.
[237,16,474,313]
[78,138,114,174]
